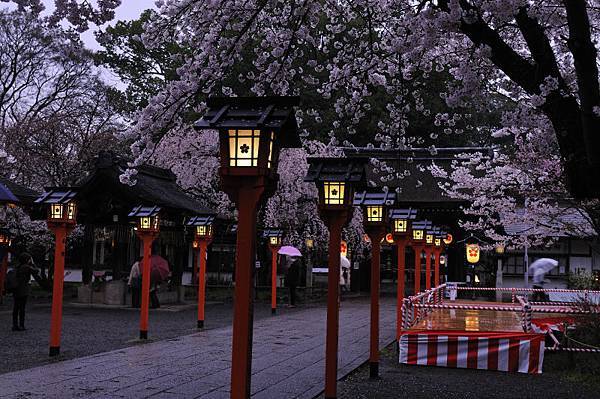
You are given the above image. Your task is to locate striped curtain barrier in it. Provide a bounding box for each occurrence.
[399,331,546,374]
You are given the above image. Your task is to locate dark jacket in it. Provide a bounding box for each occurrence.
[14,263,38,298]
[285,260,300,287]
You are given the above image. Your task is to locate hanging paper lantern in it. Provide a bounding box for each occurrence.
[385,233,394,244]
[443,233,453,245]
[466,243,480,264]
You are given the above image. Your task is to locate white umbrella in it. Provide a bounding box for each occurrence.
[529,258,558,283]
[278,246,302,257]
[340,255,351,269]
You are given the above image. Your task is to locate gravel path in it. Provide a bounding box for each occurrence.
[329,344,600,399]
[0,299,289,375]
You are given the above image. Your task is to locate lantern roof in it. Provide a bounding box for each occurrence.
[35,189,77,204]
[263,228,283,238]
[128,205,161,218]
[0,181,19,204]
[194,96,301,148]
[0,177,39,206]
[186,215,215,226]
[389,208,418,220]
[412,220,432,230]
[353,190,396,206]
[304,157,368,184]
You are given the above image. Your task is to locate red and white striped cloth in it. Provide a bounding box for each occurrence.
[399,331,545,374]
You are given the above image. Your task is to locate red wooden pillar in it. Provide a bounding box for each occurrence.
[425,247,432,290]
[396,239,407,339]
[197,240,208,328]
[434,249,441,287]
[230,183,264,399]
[414,246,422,294]
[366,228,385,379]
[271,247,279,314]
[138,234,155,339]
[49,226,71,356]
[324,215,347,399]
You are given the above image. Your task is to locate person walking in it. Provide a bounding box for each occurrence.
[285,257,300,308]
[128,256,142,308]
[11,253,39,331]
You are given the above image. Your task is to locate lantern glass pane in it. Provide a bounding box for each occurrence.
[140,217,151,230]
[67,202,76,220]
[153,216,159,229]
[269,236,280,246]
[413,229,423,240]
[426,234,433,244]
[228,129,260,167]
[196,225,207,237]
[366,205,383,222]
[50,204,63,219]
[394,219,407,233]
[324,182,345,205]
[435,238,441,247]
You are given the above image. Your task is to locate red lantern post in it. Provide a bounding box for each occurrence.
[354,190,396,379]
[306,157,367,399]
[264,229,283,315]
[425,230,436,290]
[195,96,300,398]
[433,233,445,287]
[410,220,430,295]
[188,215,215,328]
[35,189,77,356]
[129,206,161,339]
[390,208,417,339]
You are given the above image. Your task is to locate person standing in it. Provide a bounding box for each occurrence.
[128,256,142,308]
[285,257,300,308]
[11,253,39,331]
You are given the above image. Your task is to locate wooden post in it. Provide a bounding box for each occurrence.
[414,247,422,294]
[434,249,441,287]
[324,215,346,399]
[396,239,406,340]
[271,247,278,315]
[49,226,68,356]
[197,240,208,328]
[367,228,385,379]
[139,235,153,339]
[230,184,263,399]
[425,247,432,290]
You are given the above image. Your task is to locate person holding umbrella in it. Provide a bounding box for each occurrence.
[529,258,558,301]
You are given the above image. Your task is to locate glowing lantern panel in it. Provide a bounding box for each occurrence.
[466,243,480,264]
[366,205,383,222]
[324,182,345,205]
[394,219,407,234]
[413,229,424,241]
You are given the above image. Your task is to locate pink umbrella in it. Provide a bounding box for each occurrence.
[278,246,302,257]
[150,254,170,283]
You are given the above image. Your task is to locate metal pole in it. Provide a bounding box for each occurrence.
[139,236,153,339]
[49,226,67,357]
[197,241,208,328]
[230,184,262,399]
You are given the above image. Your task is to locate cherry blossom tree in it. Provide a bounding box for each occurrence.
[114,0,598,206]
[430,104,599,247]
[0,10,123,190]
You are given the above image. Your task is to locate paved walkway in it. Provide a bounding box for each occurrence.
[0,298,396,399]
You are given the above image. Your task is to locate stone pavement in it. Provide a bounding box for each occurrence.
[0,297,396,399]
